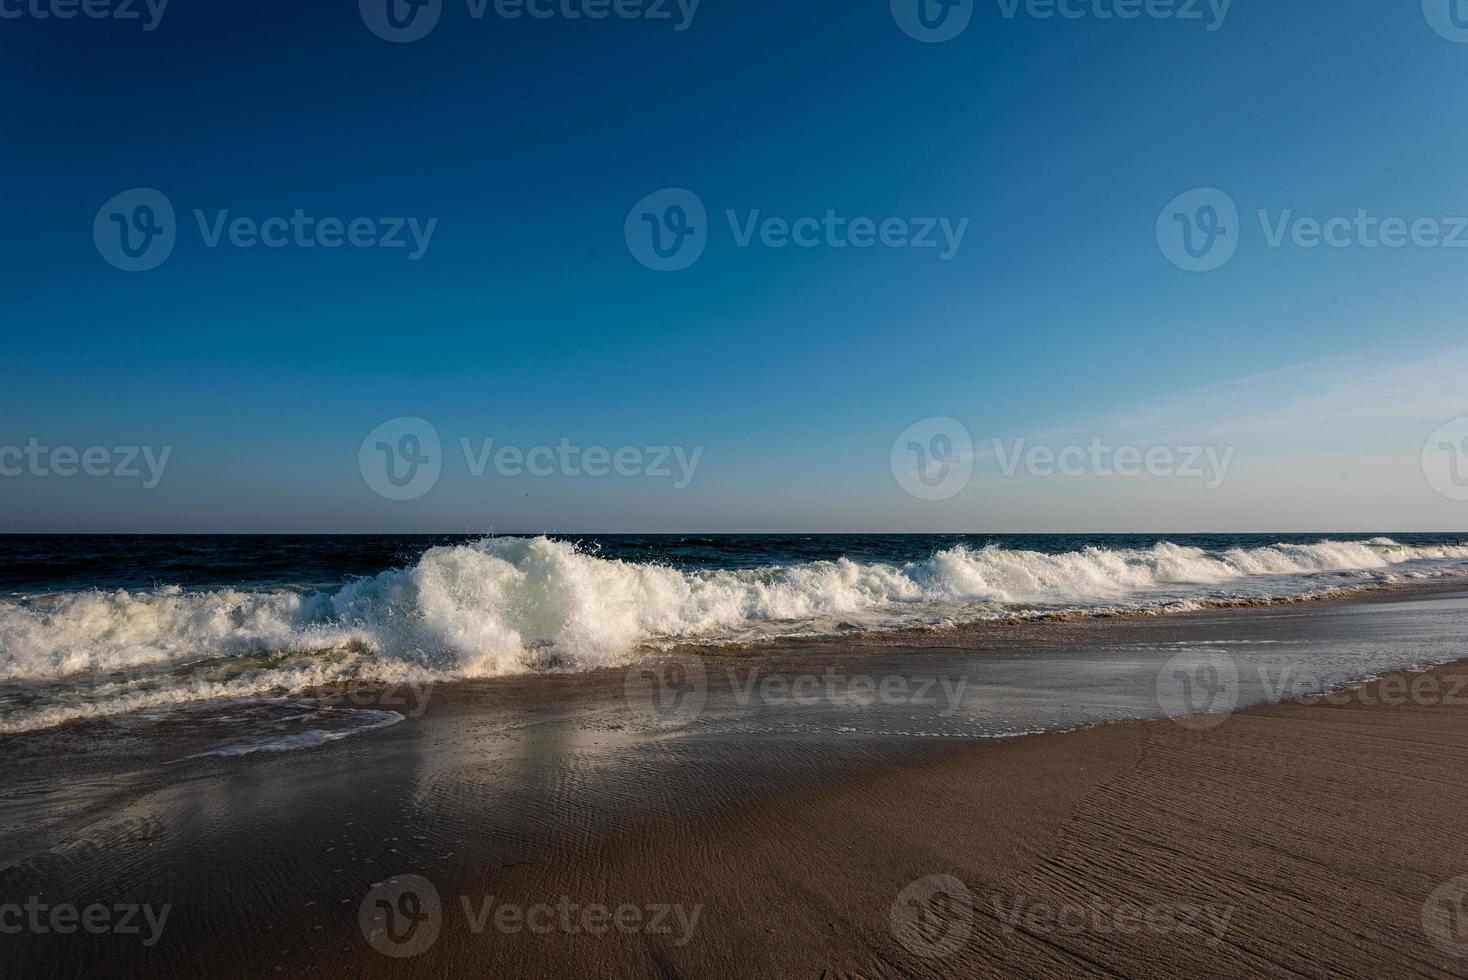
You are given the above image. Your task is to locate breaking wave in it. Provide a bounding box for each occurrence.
[2,535,1467,733]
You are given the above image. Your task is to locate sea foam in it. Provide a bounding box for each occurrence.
[2,536,1466,708]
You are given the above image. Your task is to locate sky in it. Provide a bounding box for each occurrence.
[1,0,1467,532]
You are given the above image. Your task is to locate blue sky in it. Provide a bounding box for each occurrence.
[2,0,1466,532]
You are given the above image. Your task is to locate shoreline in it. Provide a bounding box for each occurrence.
[7,570,1465,743]
[4,581,1468,976]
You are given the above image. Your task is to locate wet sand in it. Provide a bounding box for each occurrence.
[4,583,1468,977]
[392,666,1468,978]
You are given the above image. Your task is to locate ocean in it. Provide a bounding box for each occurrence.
[2,532,1466,741]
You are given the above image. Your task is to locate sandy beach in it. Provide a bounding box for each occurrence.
[4,582,1468,977]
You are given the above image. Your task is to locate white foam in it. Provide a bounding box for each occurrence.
[186,709,404,758]
[0,661,416,734]
[2,536,1466,732]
